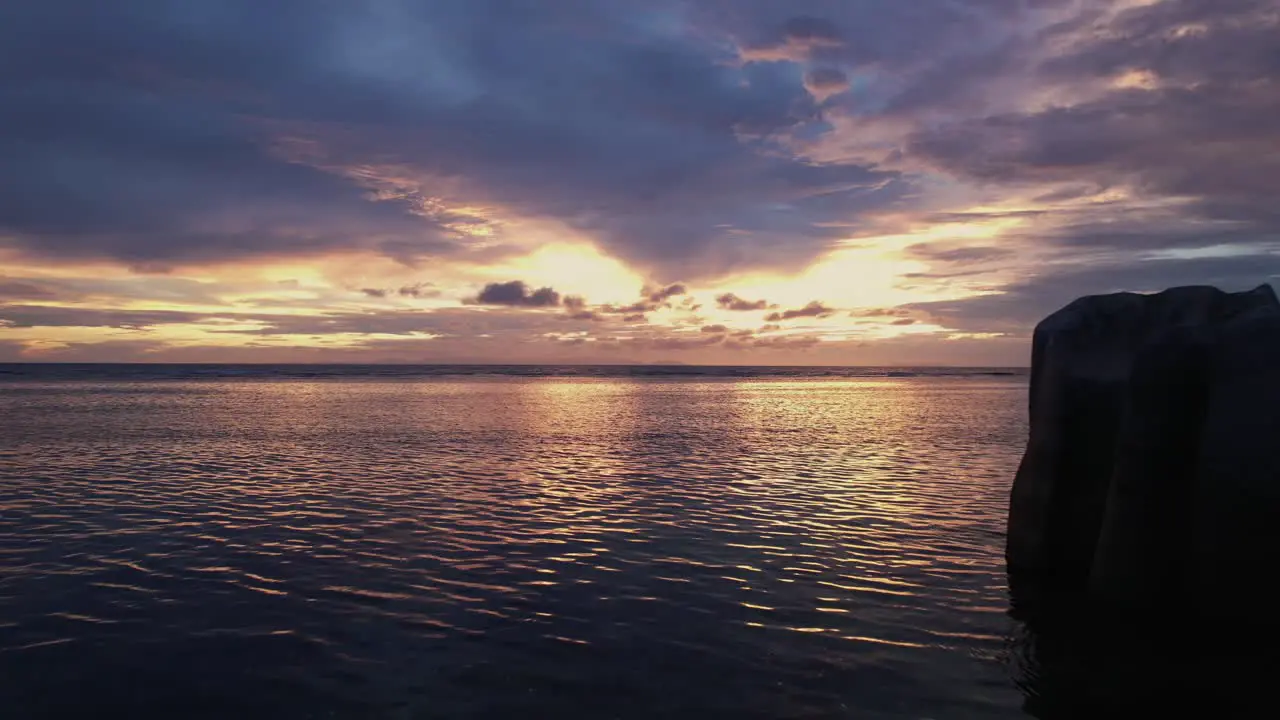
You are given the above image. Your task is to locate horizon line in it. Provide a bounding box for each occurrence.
[0,361,1031,369]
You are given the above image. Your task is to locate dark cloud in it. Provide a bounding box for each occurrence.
[4,0,1275,362]
[892,318,917,326]
[700,324,728,334]
[719,1,1060,66]
[398,283,438,299]
[910,0,1280,255]
[592,284,695,318]
[598,302,652,316]
[358,283,439,299]
[804,68,849,91]
[912,85,1280,223]
[0,0,1164,285]
[907,255,1280,335]
[715,293,771,311]
[0,0,920,279]
[645,284,688,303]
[0,305,207,330]
[783,16,844,44]
[0,280,57,300]
[765,301,835,321]
[861,0,1280,338]
[1040,0,1280,85]
[471,281,561,308]
[0,1,454,267]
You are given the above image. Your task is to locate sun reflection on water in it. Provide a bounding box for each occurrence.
[0,375,1027,717]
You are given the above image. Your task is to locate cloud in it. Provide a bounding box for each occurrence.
[804,68,850,98]
[740,15,844,62]
[715,293,770,311]
[700,324,728,334]
[783,16,844,45]
[357,283,439,299]
[4,0,1278,364]
[590,284,695,318]
[0,280,57,300]
[905,244,1012,264]
[765,301,835,321]
[471,280,561,307]
[908,0,1280,256]
[398,283,438,298]
[853,307,912,318]
[597,302,652,316]
[0,0,922,280]
[0,305,207,330]
[854,0,1280,337]
[0,1,458,268]
[645,283,688,303]
[719,2,1069,69]
[0,302,671,341]
[907,256,1280,335]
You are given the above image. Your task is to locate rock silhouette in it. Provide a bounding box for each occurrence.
[1006,284,1280,718]
[1007,284,1280,613]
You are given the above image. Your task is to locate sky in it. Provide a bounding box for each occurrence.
[2,0,1277,366]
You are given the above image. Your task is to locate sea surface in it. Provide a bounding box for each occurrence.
[0,365,1033,719]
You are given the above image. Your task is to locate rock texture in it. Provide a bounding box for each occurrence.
[1007,284,1280,611]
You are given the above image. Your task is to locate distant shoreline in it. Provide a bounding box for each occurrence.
[0,362,1030,369]
[0,363,1029,382]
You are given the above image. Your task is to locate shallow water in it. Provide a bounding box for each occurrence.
[0,373,1029,718]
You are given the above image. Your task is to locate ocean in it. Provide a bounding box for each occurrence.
[0,365,1032,718]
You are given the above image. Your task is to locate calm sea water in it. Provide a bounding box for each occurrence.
[0,365,1032,719]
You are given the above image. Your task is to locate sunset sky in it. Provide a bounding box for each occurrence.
[2,0,1277,365]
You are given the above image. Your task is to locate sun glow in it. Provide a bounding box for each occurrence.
[3,214,1028,359]
[711,219,1020,312]
[485,243,645,305]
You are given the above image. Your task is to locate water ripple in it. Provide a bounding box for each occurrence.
[0,376,1028,718]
